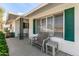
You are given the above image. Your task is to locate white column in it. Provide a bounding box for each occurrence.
[29,18,33,38]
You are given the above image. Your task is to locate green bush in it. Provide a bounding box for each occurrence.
[0,31,9,56]
[0,31,5,39]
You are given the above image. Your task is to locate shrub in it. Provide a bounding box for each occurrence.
[0,31,9,56]
[0,31,5,39]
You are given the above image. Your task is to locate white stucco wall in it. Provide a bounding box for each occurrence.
[28,4,79,55]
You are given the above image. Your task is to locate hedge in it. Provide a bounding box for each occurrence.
[0,31,9,56]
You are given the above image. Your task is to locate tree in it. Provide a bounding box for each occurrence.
[0,8,4,31]
[0,8,4,17]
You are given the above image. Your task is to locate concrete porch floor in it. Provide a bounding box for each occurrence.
[6,38,71,56]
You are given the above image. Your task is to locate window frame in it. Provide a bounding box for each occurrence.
[33,11,64,39]
[53,12,64,38]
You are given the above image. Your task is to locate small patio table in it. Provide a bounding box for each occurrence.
[46,40,58,56]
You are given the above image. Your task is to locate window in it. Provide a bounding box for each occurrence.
[23,22,29,28]
[33,19,41,34]
[54,13,63,38]
[47,17,53,30]
[41,18,46,32]
[33,18,47,33]
[35,19,41,33]
[33,13,63,38]
[37,19,41,33]
[47,16,54,36]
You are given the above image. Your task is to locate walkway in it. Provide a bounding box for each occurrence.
[6,38,71,56]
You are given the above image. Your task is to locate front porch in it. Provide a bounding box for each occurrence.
[6,38,71,56]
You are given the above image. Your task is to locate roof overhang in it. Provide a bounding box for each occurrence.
[24,3,49,17]
[6,3,48,24]
[6,13,19,24]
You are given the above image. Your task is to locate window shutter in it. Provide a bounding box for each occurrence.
[64,7,75,42]
[33,19,36,34]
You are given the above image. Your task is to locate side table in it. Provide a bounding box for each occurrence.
[46,41,58,56]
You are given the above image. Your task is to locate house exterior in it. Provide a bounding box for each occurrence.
[6,13,19,32]
[14,16,29,38]
[6,13,29,38]
[24,3,79,56]
[6,3,79,56]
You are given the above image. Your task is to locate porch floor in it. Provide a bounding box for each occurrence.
[6,38,71,56]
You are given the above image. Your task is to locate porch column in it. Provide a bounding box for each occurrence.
[19,18,24,39]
